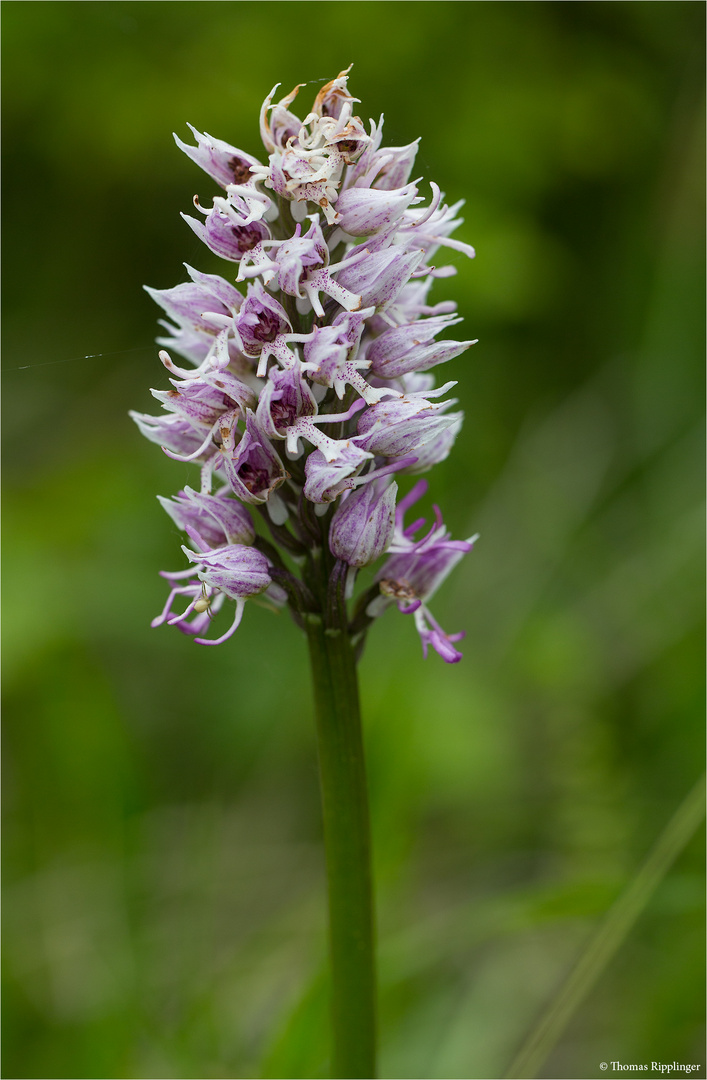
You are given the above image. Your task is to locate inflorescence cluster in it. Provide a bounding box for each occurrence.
[131,69,478,661]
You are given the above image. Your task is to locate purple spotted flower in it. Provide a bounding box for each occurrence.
[330,479,398,567]
[133,70,477,655]
[173,124,263,188]
[371,480,478,662]
[220,411,287,507]
[157,487,256,549]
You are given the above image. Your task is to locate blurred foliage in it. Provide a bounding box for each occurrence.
[2,3,704,1078]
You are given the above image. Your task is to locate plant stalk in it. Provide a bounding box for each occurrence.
[304,611,377,1080]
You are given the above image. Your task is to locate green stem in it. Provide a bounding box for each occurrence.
[304,611,377,1079]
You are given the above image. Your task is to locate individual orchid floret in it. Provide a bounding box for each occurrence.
[157,487,256,549]
[253,218,363,316]
[329,479,398,567]
[146,265,247,370]
[298,312,397,406]
[148,362,256,473]
[183,203,271,263]
[174,124,264,188]
[255,365,317,440]
[269,153,343,225]
[220,410,287,506]
[129,410,217,462]
[345,117,420,192]
[300,310,369,388]
[369,479,477,662]
[233,281,292,366]
[303,443,373,504]
[258,81,306,153]
[379,479,474,584]
[184,542,273,600]
[310,67,359,120]
[355,385,461,459]
[181,542,274,645]
[367,317,476,379]
[282,395,370,459]
[378,524,473,608]
[145,266,243,333]
[335,182,420,237]
[150,367,255,435]
[265,218,328,294]
[336,246,425,312]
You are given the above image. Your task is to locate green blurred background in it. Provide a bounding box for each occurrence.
[2,3,704,1078]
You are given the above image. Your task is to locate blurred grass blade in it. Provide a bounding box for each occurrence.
[505,775,705,1080]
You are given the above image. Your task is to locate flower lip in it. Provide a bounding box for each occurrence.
[415,608,465,663]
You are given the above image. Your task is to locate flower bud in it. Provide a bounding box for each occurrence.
[329,480,398,567]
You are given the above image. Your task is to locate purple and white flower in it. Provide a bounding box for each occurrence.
[366,316,476,379]
[371,480,478,662]
[134,71,477,659]
[174,124,264,189]
[157,487,256,549]
[330,479,398,568]
[220,410,287,506]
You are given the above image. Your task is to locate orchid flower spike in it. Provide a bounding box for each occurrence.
[133,70,477,658]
